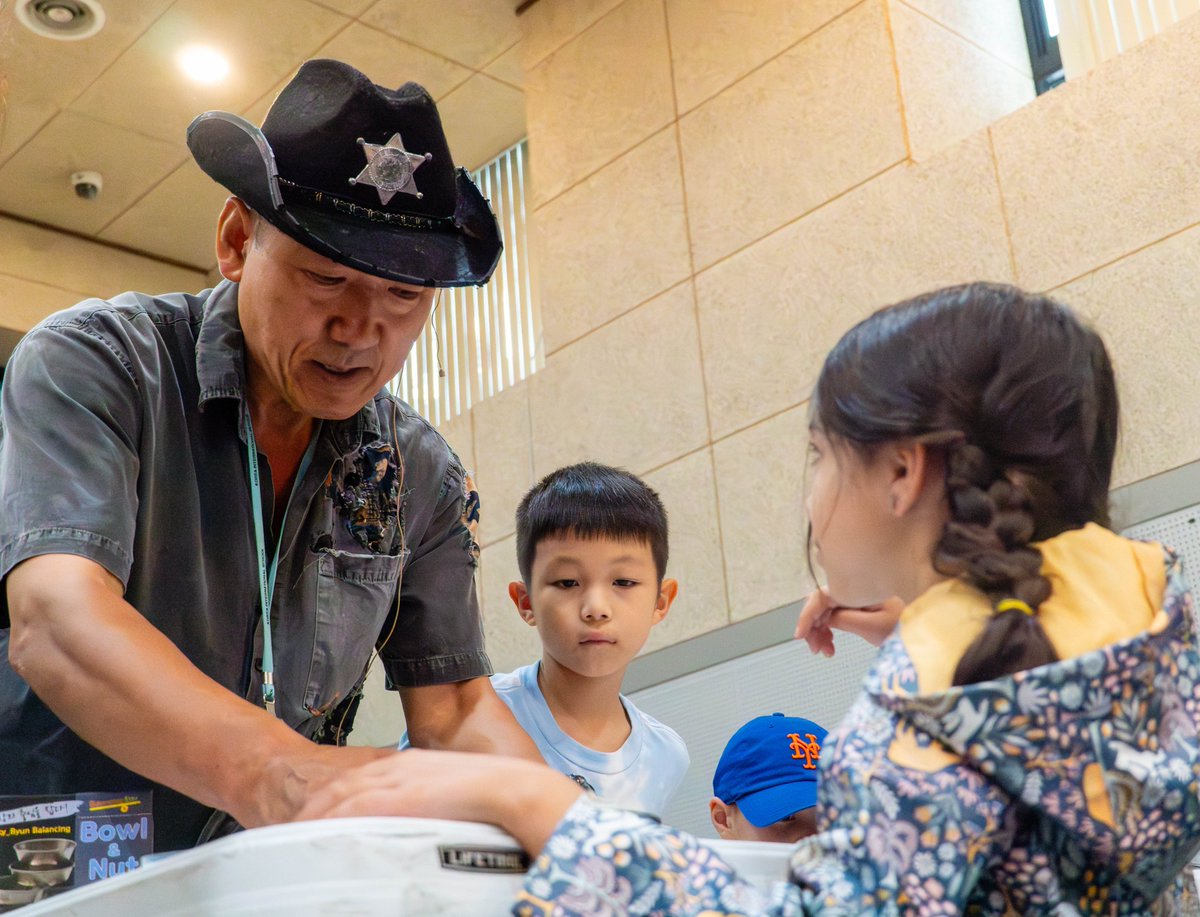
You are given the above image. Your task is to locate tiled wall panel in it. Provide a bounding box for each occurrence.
[712,404,814,621]
[529,283,709,477]
[473,380,535,547]
[1054,225,1200,488]
[992,14,1200,291]
[480,535,541,675]
[524,0,675,207]
[889,0,1033,161]
[535,128,691,354]
[666,0,859,114]
[678,0,905,270]
[695,134,1014,439]
[643,448,731,650]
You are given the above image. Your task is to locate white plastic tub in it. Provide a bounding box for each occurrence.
[17,817,791,916]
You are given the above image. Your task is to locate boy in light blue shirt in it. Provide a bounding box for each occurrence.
[402,462,688,818]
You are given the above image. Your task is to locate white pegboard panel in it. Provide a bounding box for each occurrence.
[1122,503,1199,595]
[627,634,877,838]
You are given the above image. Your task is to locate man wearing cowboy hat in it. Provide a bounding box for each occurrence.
[0,60,540,852]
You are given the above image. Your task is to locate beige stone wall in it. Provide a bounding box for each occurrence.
[435,0,1200,683]
[0,216,207,354]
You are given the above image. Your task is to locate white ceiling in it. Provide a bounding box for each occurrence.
[0,0,528,272]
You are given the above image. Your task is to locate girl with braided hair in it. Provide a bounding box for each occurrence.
[302,284,1200,915]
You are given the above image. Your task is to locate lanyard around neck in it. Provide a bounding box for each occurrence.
[244,410,318,717]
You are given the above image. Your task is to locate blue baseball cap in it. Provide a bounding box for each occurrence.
[712,713,827,828]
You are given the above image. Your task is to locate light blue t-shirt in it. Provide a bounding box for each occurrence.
[399,661,689,819]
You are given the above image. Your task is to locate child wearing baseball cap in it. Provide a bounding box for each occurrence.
[710,713,827,844]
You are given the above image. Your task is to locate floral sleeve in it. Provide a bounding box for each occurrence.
[513,796,803,916]
[513,639,1013,917]
[784,683,1012,915]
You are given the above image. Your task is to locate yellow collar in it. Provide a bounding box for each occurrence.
[899,524,1164,693]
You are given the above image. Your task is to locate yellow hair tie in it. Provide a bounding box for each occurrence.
[996,598,1035,616]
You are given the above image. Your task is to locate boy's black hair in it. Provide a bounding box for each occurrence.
[515,462,669,583]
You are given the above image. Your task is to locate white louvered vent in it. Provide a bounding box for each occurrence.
[1054,0,1200,77]
[392,139,541,426]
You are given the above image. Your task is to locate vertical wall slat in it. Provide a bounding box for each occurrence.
[469,282,483,404]
[428,302,441,425]
[501,156,522,386]
[1142,0,1161,32]
[491,161,516,389]
[516,142,541,376]
[483,166,511,392]
[1109,0,1143,47]
[447,295,458,418]
[478,165,497,395]
[502,153,526,379]
[437,293,451,424]
[459,287,471,406]
[424,304,439,427]
[408,328,422,413]
[474,278,491,400]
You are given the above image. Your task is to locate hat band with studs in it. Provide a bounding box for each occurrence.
[277,178,456,232]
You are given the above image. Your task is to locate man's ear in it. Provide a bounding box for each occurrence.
[709,798,735,839]
[887,440,940,518]
[652,578,678,625]
[508,581,536,626]
[215,197,255,282]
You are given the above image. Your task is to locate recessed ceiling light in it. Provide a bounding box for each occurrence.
[15,0,105,41]
[178,45,231,85]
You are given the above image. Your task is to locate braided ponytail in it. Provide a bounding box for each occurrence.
[812,282,1119,686]
[936,442,1058,685]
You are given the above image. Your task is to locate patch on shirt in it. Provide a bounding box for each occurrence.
[329,439,402,555]
[460,472,481,562]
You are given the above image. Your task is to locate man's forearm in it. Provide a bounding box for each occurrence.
[6,555,377,827]
[401,677,542,760]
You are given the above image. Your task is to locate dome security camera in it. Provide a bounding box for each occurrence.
[70,170,103,200]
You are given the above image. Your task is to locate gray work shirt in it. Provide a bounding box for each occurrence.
[0,281,489,851]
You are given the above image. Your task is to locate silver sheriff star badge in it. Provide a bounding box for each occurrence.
[348,133,432,204]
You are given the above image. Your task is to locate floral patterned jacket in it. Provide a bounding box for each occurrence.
[515,538,1200,916]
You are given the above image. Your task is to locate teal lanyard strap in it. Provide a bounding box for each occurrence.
[244,412,318,717]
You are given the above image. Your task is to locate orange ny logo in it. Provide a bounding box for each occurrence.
[788,733,821,769]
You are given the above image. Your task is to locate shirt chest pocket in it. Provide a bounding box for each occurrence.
[305,547,408,714]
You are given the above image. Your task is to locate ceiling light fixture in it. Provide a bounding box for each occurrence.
[15,0,105,41]
[178,45,231,85]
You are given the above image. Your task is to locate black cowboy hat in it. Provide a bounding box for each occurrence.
[187,59,502,287]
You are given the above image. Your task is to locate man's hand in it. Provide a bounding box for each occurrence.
[6,554,396,830]
[291,749,582,855]
[794,589,904,656]
[7,554,545,841]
